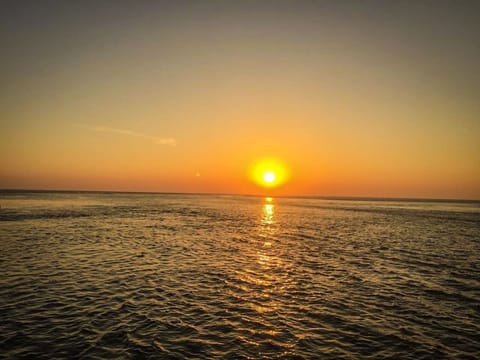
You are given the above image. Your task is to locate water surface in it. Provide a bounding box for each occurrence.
[1,192,479,359]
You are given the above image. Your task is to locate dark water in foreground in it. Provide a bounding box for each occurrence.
[1,192,479,359]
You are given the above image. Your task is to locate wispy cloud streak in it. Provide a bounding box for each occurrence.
[77,124,176,146]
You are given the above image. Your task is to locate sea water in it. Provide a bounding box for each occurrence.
[1,191,479,359]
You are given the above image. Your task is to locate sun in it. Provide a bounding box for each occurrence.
[263,171,276,184]
[250,158,288,188]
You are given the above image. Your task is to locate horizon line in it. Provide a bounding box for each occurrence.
[0,188,479,203]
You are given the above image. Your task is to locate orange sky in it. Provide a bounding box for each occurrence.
[1,1,479,199]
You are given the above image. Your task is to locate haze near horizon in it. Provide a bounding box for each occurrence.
[1,1,479,199]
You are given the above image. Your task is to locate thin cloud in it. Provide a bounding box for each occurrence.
[77,124,176,146]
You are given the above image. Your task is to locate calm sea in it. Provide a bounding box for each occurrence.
[1,191,479,359]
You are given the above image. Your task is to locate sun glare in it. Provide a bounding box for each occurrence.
[263,171,276,184]
[250,158,288,189]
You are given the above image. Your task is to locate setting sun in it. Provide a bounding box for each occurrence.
[250,158,289,189]
[263,171,276,184]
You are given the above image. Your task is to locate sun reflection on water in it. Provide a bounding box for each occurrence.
[259,197,277,251]
[222,196,292,337]
[258,197,278,265]
[262,204,274,225]
[261,197,275,225]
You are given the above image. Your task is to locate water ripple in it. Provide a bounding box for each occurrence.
[1,193,479,358]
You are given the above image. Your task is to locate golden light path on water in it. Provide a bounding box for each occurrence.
[244,197,283,316]
[260,198,275,251]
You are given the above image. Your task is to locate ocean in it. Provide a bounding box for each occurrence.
[1,191,479,359]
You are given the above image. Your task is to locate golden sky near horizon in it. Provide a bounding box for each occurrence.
[1,1,479,199]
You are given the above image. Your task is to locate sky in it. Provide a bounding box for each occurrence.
[1,0,479,199]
